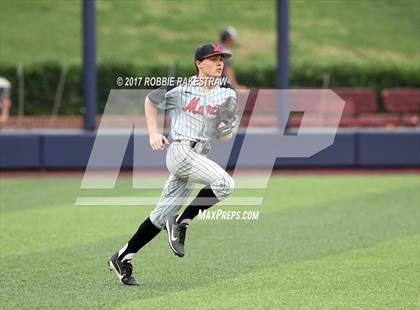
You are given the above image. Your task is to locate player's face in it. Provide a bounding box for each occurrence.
[197,55,224,78]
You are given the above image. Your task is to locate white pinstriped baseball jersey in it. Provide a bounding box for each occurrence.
[147,76,237,142]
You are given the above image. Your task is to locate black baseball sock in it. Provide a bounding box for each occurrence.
[118,217,161,261]
[177,186,220,224]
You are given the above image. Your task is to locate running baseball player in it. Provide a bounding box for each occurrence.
[108,43,238,286]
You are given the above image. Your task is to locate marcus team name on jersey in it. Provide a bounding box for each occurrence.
[182,97,219,116]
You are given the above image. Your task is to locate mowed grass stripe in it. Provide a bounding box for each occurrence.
[2,235,416,309]
[1,175,416,213]
[0,175,418,309]
[0,177,416,256]
[117,236,419,310]
[1,231,418,309]
[190,184,418,268]
[261,175,419,212]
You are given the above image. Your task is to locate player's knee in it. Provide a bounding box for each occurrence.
[226,175,235,196]
[212,174,234,200]
[149,211,166,230]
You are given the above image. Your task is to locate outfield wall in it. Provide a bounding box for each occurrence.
[0,129,419,169]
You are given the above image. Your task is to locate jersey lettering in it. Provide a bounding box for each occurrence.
[182,97,200,114]
[182,97,219,116]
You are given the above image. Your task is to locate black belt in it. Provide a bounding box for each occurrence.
[174,139,198,148]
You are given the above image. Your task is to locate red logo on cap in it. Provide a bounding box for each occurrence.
[212,44,222,52]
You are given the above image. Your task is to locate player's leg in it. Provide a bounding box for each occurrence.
[166,151,234,257]
[149,174,194,229]
[177,151,234,224]
[150,174,194,257]
[109,174,192,284]
[116,174,192,257]
[109,219,161,286]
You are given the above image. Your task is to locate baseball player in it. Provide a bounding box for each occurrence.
[108,43,238,286]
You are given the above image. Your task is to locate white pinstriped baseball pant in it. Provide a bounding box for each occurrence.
[149,141,234,229]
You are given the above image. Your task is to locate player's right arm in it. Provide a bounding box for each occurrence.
[145,96,169,151]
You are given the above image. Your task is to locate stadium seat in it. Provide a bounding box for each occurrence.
[238,88,383,128]
[333,88,378,114]
[382,88,420,113]
[333,88,417,127]
[382,88,420,126]
[287,88,379,127]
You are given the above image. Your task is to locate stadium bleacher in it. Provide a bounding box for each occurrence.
[240,87,420,128]
[382,88,420,126]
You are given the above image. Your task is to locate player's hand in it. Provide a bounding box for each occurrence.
[149,132,169,151]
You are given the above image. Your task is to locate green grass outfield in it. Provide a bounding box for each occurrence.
[0,175,419,309]
[0,0,419,67]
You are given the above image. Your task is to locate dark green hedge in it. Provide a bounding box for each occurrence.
[237,62,420,93]
[1,62,419,115]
